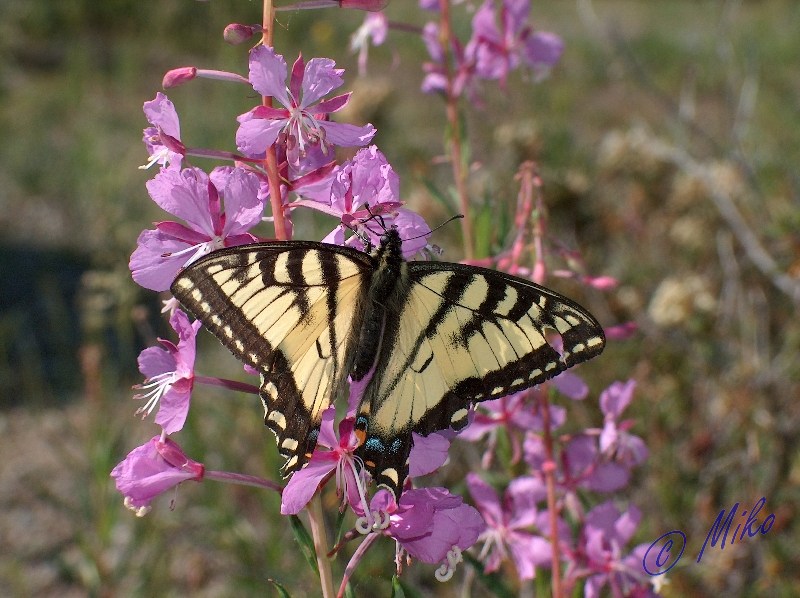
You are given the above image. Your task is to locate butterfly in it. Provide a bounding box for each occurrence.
[170,227,605,497]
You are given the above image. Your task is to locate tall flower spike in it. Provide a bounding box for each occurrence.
[236,46,376,165]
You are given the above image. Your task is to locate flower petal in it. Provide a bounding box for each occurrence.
[249,45,291,106]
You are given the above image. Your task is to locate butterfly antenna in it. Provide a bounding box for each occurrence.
[404,214,464,242]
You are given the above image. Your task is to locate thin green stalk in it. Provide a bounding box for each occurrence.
[438,0,474,259]
[307,494,336,598]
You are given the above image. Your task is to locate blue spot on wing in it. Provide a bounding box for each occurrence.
[365,438,385,452]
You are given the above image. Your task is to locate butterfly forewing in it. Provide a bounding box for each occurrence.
[171,242,372,475]
[355,261,605,495]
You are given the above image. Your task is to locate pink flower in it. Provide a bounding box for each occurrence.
[134,309,200,434]
[236,46,376,164]
[365,488,485,572]
[130,166,263,291]
[580,502,659,597]
[294,146,431,256]
[141,93,185,170]
[421,21,475,98]
[466,0,563,85]
[599,380,648,468]
[280,408,365,515]
[467,474,554,580]
[111,436,204,516]
[350,12,388,75]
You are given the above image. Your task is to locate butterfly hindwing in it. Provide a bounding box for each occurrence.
[171,242,372,475]
[355,260,605,495]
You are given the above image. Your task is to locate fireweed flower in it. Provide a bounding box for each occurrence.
[466,0,564,85]
[577,502,659,598]
[461,389,567,466]
[358,488,485,580]
[599,380,648,468]
[111,436,205,516]
[236,45,376,164]
[130,166,263,291]
[467,473,555,580]
[133,309,200,434]
[280,408,366,515]
[350,11,388,75]
[294,146,431,256]
[420,21,475,97]
[141,92,185,170]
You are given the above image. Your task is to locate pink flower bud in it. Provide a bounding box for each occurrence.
[163,67,197,89]
[224,23,260,45]
[157,437,205,479]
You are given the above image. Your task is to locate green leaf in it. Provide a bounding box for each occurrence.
[267,578,293,598]
[421,177,457,213]
[391,576,424,598]
[334,508,348,546]
[462,552,516,598]
[289,514,319,576]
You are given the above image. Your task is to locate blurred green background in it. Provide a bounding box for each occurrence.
[1,0,799,596]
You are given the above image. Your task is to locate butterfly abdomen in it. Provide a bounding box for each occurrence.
[350,229,410,382]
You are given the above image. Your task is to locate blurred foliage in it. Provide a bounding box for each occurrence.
[1,0,799,596]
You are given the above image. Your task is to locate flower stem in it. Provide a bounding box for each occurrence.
[194,375,260,395]
[205,469,283,494]
[307,493,335,598]
[261,0,289,241]
[438,0,474,260]
[540,390,563,598]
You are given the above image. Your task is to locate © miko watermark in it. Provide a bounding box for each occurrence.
[642,496,775,576]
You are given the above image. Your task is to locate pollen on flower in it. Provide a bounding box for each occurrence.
[124,496,152,518]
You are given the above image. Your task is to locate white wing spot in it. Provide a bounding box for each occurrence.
[538,296,547,309]
[491,386,504,395]
[207,264,224,274]
[572,343,586,353]
[284,455,298,469]
[529,368,542,379]
[199,301,211,314]
[267,410,287,430]
[545,362,557,372]
[281,438,299,452]
[512,378,525,387]
[211,314,222,326]
[234,339,244,352]
[381,468,399,485]
[565,314,582,326]
[554,316,573,334]
[450,408,469,425]
[263,381,278,399]
[222,325,233,338]
[587,336,604,348]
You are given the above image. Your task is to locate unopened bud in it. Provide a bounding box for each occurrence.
[163,67,197,89]
[224,23,261,45]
